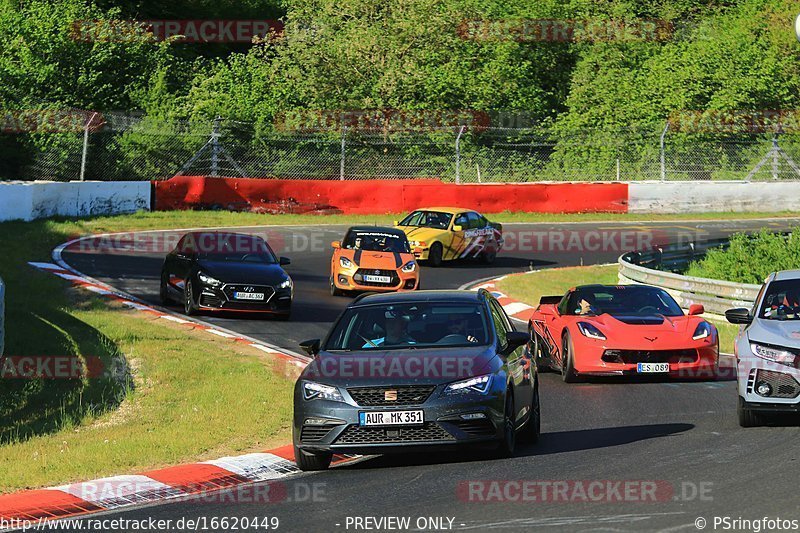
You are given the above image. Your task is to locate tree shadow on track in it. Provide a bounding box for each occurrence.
[334,423,693,470]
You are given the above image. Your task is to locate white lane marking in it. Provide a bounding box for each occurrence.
[501,302,533,316]
[206,329,237,338]
[203,453,299,480]
[458,512,686,529]
[158,315,191,324]
[52,475,184,510]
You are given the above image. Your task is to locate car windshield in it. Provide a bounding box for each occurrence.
[566,286,683,317]
[343,231,410,253]
[183,233,278,263]
[758,279,800,320]
[324,302,490,351]
[398,211,452,230]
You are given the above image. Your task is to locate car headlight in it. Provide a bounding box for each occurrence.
[339,257,353,269]
[444,374,492,395]
[302,381,344,402]
[410,240,427,248]
[692,321,713,340]
[750,343,797,367]
[197,272,222,287]
[277,277,293,290]
[401,261,416,273]
[577,322,606,340]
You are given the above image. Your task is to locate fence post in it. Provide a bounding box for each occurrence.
[340,126,347,181]
[79,112,98,181]
[455,125,466,184]
[210,116,221,177]
[659,122,668,181]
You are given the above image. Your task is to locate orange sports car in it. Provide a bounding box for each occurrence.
[330,226,420,295]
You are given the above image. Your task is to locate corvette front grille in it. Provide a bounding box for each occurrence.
[602,349,698,364]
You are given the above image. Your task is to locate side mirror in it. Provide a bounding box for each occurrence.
[299,339,320,356]
[279,256,291,266]
[331,241,341,249]
[688,304,704,316]
[452,225,463,232]
[393,220,399,226]
[504,331,529,353]
[725,308,753,325]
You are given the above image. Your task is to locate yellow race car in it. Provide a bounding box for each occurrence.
[395,207,503,266]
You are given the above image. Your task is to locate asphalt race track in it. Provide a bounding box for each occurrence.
[59,218,800,532]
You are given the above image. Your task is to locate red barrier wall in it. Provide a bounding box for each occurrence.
[153,176,629,214]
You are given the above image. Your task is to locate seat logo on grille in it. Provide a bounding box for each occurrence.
[375,270,381,275]
[384,390,398,401]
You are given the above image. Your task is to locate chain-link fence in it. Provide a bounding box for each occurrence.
[2,112,800,182]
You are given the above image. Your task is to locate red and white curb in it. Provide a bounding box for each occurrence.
[27,262,309,370]
[0,446,359,522]
[0,249,330,523]
[467,276,536,323]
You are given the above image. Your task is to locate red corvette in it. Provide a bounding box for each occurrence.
[528,284,719,382]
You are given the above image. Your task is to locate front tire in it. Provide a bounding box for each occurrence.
[480,249,497,265]
[428,242,443,267]
[183,280,197,316]
[493,390,516,458]
[519,378,541,443]
[330,276,343,296]
[561,331,580,383]
[294,447,332,471]
[738,396,765,427]
[159,273,171,305]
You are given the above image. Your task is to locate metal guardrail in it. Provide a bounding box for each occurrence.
[618,240,762,316]
[0,276,4,355]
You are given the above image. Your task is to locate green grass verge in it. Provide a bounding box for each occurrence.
[0,215,300,492]
[495,264,738,354]
[59,210,800,229]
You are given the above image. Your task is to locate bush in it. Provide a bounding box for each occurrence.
[686,229,800,284]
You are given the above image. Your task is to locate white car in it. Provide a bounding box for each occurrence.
[727,270,800,427]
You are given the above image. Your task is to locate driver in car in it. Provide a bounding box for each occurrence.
[446,314,479,343]
[576,294,599,315]
[364,311,416,348]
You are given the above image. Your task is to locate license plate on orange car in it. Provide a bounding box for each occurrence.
[363,275,392,283]
[637,363,670,373]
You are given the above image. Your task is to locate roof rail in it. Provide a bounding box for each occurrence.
[351,291,379,304]
[477,287,491,300]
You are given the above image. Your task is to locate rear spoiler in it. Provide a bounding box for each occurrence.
[539,295,561,306]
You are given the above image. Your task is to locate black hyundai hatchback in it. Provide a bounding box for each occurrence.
[293,289,540,470]
[160,231,293,318]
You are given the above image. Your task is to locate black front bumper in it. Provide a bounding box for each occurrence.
[293,384,506,455]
